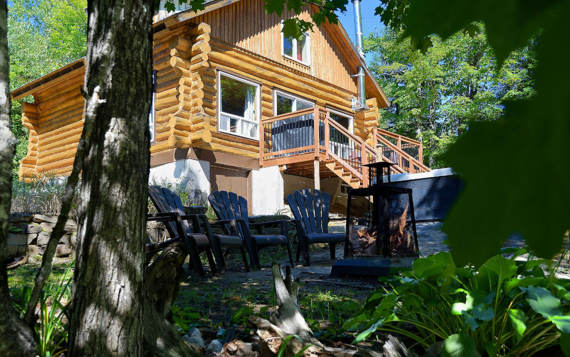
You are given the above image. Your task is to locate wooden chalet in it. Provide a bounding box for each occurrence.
[11,0,428,214]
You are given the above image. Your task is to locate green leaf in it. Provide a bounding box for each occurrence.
[472,304,494,321]
[442,334,480,357]
[478,255,517,287]
[525,286,570,333]
[561,333,570,357]
[353,319,384,343]
[452,289,473,315]
[412,252,456,280]
[508,309,527,342]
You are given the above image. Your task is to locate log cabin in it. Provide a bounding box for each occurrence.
[11,0,428,214]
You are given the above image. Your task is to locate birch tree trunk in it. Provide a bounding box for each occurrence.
[0,0,37,354]
[68,0,153,354]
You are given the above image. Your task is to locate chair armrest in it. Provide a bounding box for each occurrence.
[147,212,178,222]
[249,218,291,227]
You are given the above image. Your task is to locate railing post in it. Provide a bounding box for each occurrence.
[419,142,424,166]
[397,135,402,168]
[324,109,330,158]
[372,127,378,161]
[357,132,367,187]
[313,106,320,158]
[259,119,264,167]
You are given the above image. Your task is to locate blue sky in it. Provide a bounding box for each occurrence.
[336,2,385,47]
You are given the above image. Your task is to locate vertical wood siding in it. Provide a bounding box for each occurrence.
[189,0,358,93]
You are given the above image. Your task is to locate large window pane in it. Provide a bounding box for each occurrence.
[296,99,312,111]
[276,94,293,115]
[283,36,293,57]
[297,36,307,62]
[220,75,256,118]
[330,112,349,130]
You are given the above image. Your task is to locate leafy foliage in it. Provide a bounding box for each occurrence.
[396,0,570,265]
[10,264,73,357]
[365,25,536,167]
[8,0,87,177]
[345,250,570,356]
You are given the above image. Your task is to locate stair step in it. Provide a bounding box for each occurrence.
[350,177,360,182]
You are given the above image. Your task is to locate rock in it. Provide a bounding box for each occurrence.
[59,234,70,246]
[27,245,42,259]
[206,340,223,355]
[33,214,57,224]
[27,233,38,245]
[69,232,78,248]
[40,222,54,233]
[37,231,51,246]
[56,244,72,257]
[64,220,77,231]
[183,328,205,349]
[222,340,258,356]
[26,223,42,234]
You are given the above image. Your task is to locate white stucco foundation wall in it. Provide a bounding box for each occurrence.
[149,158,211,205]
[250,166,284,215]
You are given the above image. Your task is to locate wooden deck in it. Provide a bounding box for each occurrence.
[259,106,429,188]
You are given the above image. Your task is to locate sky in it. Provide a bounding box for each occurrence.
[336,1,385,63]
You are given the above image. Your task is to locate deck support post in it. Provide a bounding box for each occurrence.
[313,159,320,190]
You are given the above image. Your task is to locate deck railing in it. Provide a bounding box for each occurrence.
[260,106,428,178]
[374,128,429,173]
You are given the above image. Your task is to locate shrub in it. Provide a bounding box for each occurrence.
[11,173,68,215]
[345,249,570,356]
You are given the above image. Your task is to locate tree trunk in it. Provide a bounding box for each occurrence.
[0,0,37,354]
[68,0,153,355]
[143,241,201,357]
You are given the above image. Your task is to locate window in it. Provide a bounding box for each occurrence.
[281,29,310,65]
[218,72,260,139]
[274,91,314,115]
[328,108,353,133]
[327,108,354,158]
[149,70,156,142]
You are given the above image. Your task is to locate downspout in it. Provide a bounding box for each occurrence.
[353,0,367,110]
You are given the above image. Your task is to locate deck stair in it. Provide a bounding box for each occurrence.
[259,106,429,188]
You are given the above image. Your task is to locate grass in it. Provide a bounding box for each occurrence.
[172,273,364,344]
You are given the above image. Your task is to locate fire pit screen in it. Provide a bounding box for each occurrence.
[343,162,419,259]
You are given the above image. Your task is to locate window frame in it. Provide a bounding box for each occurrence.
[217,70,261,140]
[273,90,314,116]
[149,70,157,142]
[280,23,311,66]
[327,107,354,134]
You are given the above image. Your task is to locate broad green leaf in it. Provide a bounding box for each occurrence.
[412,252,456,280]
[508,309,527,342]
[525,286,570,333]
[404,0,561,66]
[561,333,570,357]
[477,255,517,290]
[353,319,384,343]
[472,304,494,321]
[399,0,570,266]
[442,334,480,357]
[452,288,473,315]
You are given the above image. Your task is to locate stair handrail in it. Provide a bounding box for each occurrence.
[375,133,430,172]
[376,128,423,164]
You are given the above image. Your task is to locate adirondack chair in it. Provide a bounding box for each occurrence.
[286,189,345,266]
[208,191,293,269]
[149,186,249,274]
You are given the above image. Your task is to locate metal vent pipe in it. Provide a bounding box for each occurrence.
[352,0,366,109]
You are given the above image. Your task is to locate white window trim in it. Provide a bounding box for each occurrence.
[280,22,311,66]
[149,93,155,142]
[217,71,261,140]
[327,107,354,134]
[273,90,314,116]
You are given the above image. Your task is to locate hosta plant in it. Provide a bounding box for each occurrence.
[344,249,570,356]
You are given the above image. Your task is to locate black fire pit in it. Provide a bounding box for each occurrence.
[331,162,420,277]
